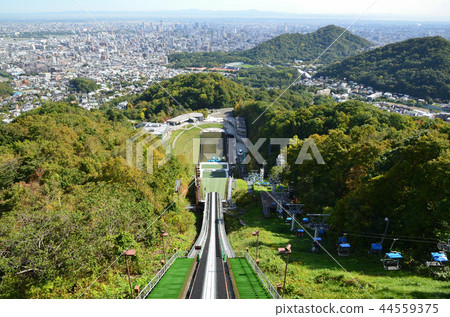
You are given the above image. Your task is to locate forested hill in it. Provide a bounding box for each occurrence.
[235,99,450,258]
[317,36,450,101]
[0,103,196,298]
[113,73,250,121]
[240,25,373,65]
[169,25,373,67]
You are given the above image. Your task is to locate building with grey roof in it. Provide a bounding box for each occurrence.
[167,112,204,126]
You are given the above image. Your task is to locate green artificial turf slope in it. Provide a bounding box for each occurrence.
[147,258,194,299]
[229,258,271,299]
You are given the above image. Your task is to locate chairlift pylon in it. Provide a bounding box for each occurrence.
[370,217,389,255]
[305,214,330,253]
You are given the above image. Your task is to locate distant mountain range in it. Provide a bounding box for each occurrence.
[1,10,442,21]
[169,25,373,67]
[318,36,450,100]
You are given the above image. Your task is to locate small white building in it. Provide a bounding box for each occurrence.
[135,122,170,138]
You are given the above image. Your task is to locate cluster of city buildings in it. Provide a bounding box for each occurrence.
[298,74,449,120]
[1,20,449,124]
[0,21,295,123]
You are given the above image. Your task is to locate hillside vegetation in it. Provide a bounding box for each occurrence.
[0,82,14,98]
[318,36,450,101]
[0,103,196,298]
[169,25,373,67]
[69,77,99,93]
[236,99,450,259]
[102,73,251,122]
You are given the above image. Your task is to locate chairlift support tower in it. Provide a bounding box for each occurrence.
[306,214,330,253]
[286,203,303,232]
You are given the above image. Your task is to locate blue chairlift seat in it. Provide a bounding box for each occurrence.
[286,217,292,221]
[426,252,448,267]
[369,242,383,254]
[337,234,351,256]
[386,252,403,259]
[431,252,448,263]
[302,218,309,223]
[381,251,402,270]
[312,237,321,253]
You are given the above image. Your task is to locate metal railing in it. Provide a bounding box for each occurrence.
[188,193,210,258]
[217,193,235,258]
[136,251,188,299]
[234,251,282,299]
[226,176,233,202]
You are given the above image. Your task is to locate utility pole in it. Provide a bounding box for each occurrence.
[252,230,260,260]
[278,244,292,297]
[161,231,169,263]
[123,249,136,299]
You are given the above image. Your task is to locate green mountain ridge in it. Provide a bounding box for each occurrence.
[169,25,373,67]
[241,25,373,65]
[317,36,450,101]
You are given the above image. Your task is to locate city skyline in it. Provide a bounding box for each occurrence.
[1,0,450,22]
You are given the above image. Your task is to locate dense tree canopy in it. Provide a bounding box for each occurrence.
[69,77,99,93]
[232,66,300,88]
[236,98,450,257]
[0,103,195,298]
[318,36,450,101]
[240,25,373,65]
[103,73,251,122]
[0,82,14,98]
[169,25,373,67]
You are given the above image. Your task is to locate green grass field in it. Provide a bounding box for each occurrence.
[200,131,224,162]
[202,170,227,178]
[201,163,228,170]
[200,177,228,199]
[239,64,257,68]
[229,258,271,299]
[235,179,248,192]
[146,258,194,299]
[171,124,224,165]
[227,205,450,299]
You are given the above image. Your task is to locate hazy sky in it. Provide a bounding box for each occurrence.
[1,0,449,21]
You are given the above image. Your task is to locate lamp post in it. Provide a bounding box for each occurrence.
[277,244,292,297]
[161,230,169,263]
[123,249,136,299]
[252,230,260,261]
